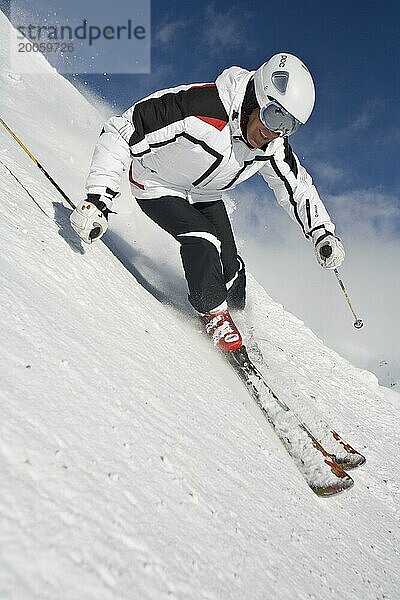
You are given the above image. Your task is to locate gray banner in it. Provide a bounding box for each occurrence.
[9,0,150,74]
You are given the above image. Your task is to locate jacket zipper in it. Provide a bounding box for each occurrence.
[306,199,312,229]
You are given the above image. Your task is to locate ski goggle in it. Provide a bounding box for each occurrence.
[259,100,301,137]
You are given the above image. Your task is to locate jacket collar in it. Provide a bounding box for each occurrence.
[215,67,255,138]
[215,66,284,155]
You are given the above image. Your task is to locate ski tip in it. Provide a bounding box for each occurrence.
[311,475,354,497]
[311,458,355,497]
[335,454,366,470]
[311,475,354,498]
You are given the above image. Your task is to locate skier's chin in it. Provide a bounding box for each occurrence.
[247,134,260,149]
[248,137,268,149]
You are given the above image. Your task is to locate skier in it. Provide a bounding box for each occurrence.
[70,52,345,352]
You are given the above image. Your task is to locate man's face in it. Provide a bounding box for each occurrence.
[246,107,280,149]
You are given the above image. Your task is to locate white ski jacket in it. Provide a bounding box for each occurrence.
[86,66,335,238]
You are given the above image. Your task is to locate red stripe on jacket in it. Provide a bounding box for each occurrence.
[129,164,145,189]
[195,115,228,130]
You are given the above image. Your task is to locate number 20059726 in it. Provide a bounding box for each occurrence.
[18,42,74,52]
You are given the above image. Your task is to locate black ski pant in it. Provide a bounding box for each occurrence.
[136,196,246,314]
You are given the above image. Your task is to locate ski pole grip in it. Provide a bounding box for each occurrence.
[320,244,333,258]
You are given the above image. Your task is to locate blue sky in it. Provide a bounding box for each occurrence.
[66,0,400,199]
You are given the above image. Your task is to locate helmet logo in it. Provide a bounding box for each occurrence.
[279,54,287,68]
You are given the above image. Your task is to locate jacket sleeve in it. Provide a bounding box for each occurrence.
[85,98,187,195]
[86,83,228,195]
[85,114,133,195]
[259,138,335,239]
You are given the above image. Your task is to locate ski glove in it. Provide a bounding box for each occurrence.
[313,231,345,269]
[70,189,117,244]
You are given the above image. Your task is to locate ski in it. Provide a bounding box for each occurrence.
[243,330,366,470]
[320,429,366,470]
[227,345,354,497]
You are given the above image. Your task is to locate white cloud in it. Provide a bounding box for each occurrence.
[154,19,189,45]
[326,188,400,237]
[313,161,345,184]
[347,99,385,132]
[202,3,248,49]
[153,4,248,55]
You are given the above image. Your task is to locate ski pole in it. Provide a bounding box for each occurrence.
[333,268,364,329]
[0,156,51,218]
[0,116,76,209]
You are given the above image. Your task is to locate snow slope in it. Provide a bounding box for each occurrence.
[1,11,400,600]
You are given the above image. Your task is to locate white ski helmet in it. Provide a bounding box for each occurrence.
[254,53,315,125]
